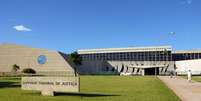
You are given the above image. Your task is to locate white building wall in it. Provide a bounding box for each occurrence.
[176,59,201,75]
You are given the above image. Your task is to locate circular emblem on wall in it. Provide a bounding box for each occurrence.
[37,55,47,64]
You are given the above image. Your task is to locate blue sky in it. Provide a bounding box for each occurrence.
[0,0,201,53]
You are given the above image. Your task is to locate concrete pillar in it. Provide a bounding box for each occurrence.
[141,68,145,76]
[41,90,54,96]
[134,68,137,74]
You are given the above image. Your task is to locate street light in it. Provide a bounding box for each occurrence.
[159,32,176,76]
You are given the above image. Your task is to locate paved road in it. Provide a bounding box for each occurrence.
[158,76,201,101]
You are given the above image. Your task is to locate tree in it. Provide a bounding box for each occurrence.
[12,64,20,73]
[68,51,82,66]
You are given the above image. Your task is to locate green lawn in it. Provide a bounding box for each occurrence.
[192,76,201,82]
[182,76,201,82]
[0,76,180,101]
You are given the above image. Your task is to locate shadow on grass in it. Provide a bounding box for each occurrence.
[0,77,21,80]
[55,92,120,97]
[0,81,20,88]
[24,92,120,97]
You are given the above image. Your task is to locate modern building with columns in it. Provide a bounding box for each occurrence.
[77,46,174,75]
[77,46,201,75]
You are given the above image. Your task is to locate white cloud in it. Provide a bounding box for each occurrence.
[13,25,32,32]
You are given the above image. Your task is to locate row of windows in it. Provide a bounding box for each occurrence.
[80,51,172,61]
[173,53,201,61]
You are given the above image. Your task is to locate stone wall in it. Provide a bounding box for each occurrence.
[0,44,75,76]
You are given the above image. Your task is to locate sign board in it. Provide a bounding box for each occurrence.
[21,77,79,96]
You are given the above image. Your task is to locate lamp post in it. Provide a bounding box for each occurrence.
[169,32,176,75]
[158,32,176,76]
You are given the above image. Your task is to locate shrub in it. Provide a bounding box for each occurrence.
[22,68,36,74]
[12,64,20,73]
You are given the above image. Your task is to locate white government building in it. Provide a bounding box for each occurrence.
[77,46,201,75]
[0,44,201,75]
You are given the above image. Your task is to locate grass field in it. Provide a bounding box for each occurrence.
[0,76,180,101]
[192,76,201,82]
[182,76,201,82]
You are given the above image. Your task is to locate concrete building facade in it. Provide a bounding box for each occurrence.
[0,44,75,76]
[77,46,201,75]
[173,50,201,75]
[77,46,174,75]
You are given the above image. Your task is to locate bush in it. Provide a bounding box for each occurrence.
[22,68,36,74]
[12,64,20,73]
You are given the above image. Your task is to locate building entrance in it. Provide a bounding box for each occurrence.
[144,67,159,75]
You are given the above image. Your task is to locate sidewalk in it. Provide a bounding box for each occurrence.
[158,76,201,101]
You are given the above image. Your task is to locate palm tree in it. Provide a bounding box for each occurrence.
[68,51,82,66]
[68,52,82,76]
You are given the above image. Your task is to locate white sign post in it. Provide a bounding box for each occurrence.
[21,77,80,96]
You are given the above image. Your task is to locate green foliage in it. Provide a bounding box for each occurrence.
[22,68,36,74]
[68,51,82,65]
[12,64,20,72]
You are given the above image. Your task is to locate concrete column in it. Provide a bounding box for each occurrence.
[141,68,145,76]
[41,90,54,96]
